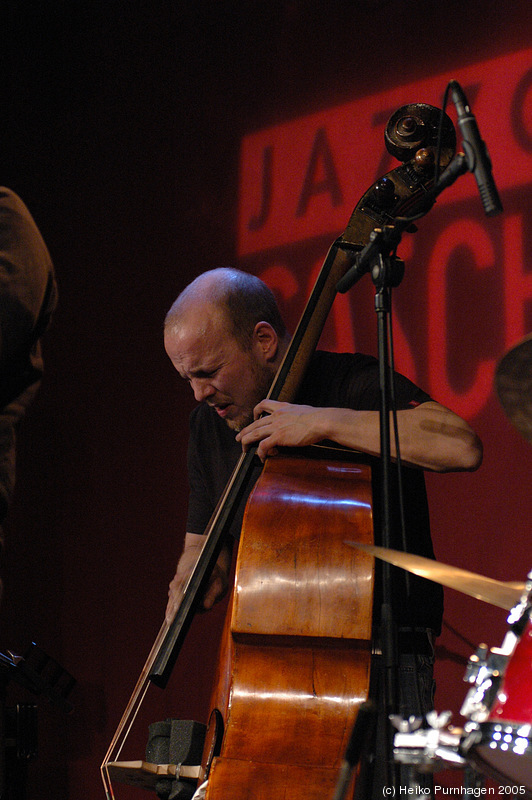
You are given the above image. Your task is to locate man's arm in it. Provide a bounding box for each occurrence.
[165,532,232,621]
[236,399,483,473]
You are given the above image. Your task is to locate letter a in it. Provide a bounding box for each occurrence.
[296,127,342,217]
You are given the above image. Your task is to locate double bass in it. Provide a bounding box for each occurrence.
[101,103,456,800]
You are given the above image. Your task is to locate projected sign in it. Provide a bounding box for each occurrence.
[237,48,532,419]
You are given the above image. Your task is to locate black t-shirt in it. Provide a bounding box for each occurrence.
[186,350,443,634]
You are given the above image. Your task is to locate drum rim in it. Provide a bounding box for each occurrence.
[462,721,532,797]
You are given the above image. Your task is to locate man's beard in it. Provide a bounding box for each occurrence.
[224,359,276,433]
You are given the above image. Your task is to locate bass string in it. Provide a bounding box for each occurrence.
[100,617,172,796]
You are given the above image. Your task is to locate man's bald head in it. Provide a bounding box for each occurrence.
[165,268,287,350]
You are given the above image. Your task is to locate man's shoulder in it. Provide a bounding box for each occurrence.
[310,350,377,371]
[190,402,216,433]
[189,403,236,447]
[297,350,379,407]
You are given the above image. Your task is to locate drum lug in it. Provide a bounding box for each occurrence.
[391,710,466,771]
[461,644,508,723]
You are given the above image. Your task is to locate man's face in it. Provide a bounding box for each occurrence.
[164,306,274,431]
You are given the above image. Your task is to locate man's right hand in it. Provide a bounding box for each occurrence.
[165,532,232,622]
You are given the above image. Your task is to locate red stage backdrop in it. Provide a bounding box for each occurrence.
[238,47,532,390]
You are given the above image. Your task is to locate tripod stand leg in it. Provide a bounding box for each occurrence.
[333,701,377,800]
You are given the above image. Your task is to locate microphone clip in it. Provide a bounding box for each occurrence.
[337,225,405,294]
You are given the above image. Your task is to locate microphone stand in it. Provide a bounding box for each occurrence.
[356,239,407,794]
[333,150,471,798]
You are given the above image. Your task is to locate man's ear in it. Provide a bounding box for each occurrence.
[252,321,279,363]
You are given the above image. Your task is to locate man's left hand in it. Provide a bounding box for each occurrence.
[236,400,324,461]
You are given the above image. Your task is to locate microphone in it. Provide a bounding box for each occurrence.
[450,80,502,216]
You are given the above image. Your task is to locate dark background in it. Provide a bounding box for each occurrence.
[1,2,531,797]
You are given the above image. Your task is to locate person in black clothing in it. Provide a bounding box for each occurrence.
[162,267,482,794]
[0,188,56,799]
[0,188,57,595]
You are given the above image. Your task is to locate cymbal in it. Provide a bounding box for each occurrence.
[345,542,526,611]
[495,333,532,442]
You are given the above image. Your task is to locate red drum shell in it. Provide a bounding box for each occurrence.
[489,619,532,724]
[464,616,532,794]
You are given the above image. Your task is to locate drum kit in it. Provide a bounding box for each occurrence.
[353,334,532,796]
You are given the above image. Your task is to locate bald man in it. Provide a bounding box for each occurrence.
[162,267,482,795]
